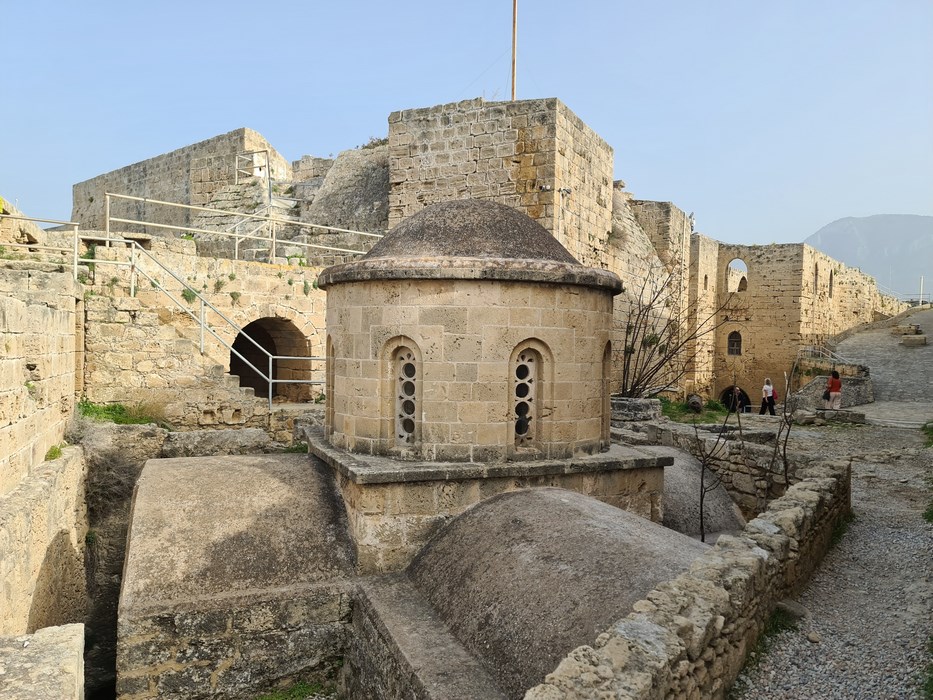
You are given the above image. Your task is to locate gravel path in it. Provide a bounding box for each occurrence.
[730,424,933,699]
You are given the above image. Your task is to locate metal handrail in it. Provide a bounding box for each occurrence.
[796,345,854,365]
[2,212,324,410]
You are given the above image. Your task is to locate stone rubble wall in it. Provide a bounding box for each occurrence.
[0,197,50,245]
[116,583,353,700]
[0,446,87,635]
[526,457,851,699]
[82,235,326,429]
[0,266,78,497]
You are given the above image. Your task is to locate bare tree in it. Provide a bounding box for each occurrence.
[617,259,734,398]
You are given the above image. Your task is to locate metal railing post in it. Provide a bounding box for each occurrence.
[271,221,277,262]
[72,224,79,280]
[268,355,274,411]
[199,299,205,354]
[130,244,137,297]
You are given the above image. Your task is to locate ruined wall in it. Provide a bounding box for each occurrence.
[387,97,613,267]
[82,236,326,429]
[0,266,78,497]
[685,234,721,395]
[72,129,289,232]
[526,458,852,699]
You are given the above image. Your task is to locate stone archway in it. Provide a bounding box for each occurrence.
[719,385,751,413]
[230,317,314,401]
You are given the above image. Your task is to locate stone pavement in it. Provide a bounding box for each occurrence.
[836,306,933,427]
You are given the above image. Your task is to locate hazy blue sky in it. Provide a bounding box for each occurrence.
[2,0,930,244]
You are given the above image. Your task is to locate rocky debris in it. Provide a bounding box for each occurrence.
[160,427,272,457]
[301,145,388,234]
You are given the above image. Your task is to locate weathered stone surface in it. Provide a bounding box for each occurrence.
[611,396,663,423]
[301,145,389,233]
[900,334,927,346]
[407,488,708,698]
[0,624,84,700]
[160,427,271,457]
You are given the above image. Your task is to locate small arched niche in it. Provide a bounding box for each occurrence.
[726,258,748,293]
[719,386,751,413]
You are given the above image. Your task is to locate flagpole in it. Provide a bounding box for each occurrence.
[511,0,517,100]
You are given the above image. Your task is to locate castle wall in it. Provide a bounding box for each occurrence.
[0,267,86,635]
[71,129,289,232]
[685,233,721,395]
[387,98,613,268]
[81,237,326,429]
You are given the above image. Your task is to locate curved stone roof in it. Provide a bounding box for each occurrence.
[364,199,579,263]
[318,199,622,293]
[407,488,708,697]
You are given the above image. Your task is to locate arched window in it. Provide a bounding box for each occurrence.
[703,274,709,291]
[726,258,748,293]
[394,346,419,446]
[513,347,541,447]
[727,331,742,356]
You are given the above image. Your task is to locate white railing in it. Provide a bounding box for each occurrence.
[104,192,383,262]
[796,345,854,365]
[1,213,324,410]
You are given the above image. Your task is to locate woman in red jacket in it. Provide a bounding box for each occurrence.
[825,370,842,410]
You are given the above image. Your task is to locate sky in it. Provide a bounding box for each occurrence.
[1,0,931,245]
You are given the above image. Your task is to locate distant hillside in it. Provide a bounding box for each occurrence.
[803,215,933,297]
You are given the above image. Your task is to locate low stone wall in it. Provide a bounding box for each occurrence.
[795,375,873,410]
[526,458,851,699]
[610,396,663,423]
[0,623,85,699]
[116,583,352,700]
[0,446,87,635]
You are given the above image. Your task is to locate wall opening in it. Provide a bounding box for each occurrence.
[829,270,834,298]
[513,347,542,447]
[727,331,743,356]
[230,317,312,401]
[719,386,751,412]
[726,258,748,293]
[394,346,419,446]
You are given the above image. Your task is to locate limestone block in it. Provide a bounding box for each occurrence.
[900,334,926,347]
[0,624,85,700]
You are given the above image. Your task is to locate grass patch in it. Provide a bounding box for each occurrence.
[78,399,171,428]
[281,442,308,454]
[181,287,197,303]
[659,397,730,424]
[44,444,63,461]
[255,681,331,700]
[922,423,933,448]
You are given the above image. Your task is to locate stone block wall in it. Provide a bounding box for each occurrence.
[0,623,85,700]
[116,583,352,700]
[387,98,613,268]
[81,236,326,429]
[0,447,87,635]
[72,128,289,232]
[526,458,851,699]
[0,266,78,497]
[686,233,721,395]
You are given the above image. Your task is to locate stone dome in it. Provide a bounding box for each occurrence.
[363,199,580,264]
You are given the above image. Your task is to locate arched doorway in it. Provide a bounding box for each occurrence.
[726,258,748,293]
[230,317,314,401]
[719,386,751,413]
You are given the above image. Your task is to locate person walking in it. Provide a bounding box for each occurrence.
[825,370,842,409]
[759,377,776,415]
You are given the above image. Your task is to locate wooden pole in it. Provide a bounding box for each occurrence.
[511,0,517,100]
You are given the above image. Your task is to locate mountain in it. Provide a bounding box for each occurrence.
[803,215,933,297]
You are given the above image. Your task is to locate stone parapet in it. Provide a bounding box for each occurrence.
[526,459,851,699]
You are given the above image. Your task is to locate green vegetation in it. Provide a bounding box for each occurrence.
[922,423,933,448]
[281,442,308,454]
[85,530,98,547]
[287,277,294,286]
[181,233,195,241]
[78,399,170,428]
[254,681,331,700]
[303,280,312,296]
[181,288,197,304]
[44,444,63,461]
[214,279,226,293]
[659,397,729,424]
[228,272,237,281]
[360,135,388,149]
[230,291,242,306]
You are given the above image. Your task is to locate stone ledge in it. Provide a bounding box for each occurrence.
[0,624,84,700]
[303,426,672,485]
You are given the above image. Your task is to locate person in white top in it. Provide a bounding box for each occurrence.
[759,378,776,415]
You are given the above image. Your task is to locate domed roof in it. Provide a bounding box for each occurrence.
[363,199,579,264]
